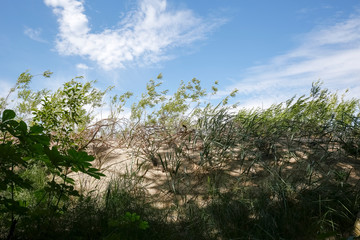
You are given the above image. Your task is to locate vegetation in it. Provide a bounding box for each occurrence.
[0,71,359,239]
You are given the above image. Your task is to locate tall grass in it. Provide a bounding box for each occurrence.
[1,81,359,239]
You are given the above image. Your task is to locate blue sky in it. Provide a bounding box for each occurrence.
[1,0,360,110]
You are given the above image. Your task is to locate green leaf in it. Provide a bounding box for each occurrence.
[30,134,50,146]
[29,143,45,154]
[65,177,75,184]
[139,221,149,230]
[18,120,28,134]
[29,124,44,134]
[2,109,16,121]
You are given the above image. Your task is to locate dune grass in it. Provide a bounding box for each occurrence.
[1,74,359,239]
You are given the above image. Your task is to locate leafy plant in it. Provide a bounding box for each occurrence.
[105,212,149,240]
[0,109,104,239]
[32,77,112,151]
[0,70,52,119]
[130,74,209,126]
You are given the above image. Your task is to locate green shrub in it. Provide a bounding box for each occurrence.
[0,108,104,238]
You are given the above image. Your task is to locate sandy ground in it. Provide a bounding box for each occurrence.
[69,140,360,212]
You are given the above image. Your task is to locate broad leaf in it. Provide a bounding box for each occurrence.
[2,109,16,121]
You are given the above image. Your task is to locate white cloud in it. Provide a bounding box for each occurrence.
[24,27,48,43]
[229,13,360,109]
[76,63,90,70]
[44,0,222,70]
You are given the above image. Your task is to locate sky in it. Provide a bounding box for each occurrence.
[1,0,360,111]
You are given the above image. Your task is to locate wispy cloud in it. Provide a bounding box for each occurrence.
[44,0,223,70]
[230,12,360,109]
[24,27,48,43]
[76,63,90,70]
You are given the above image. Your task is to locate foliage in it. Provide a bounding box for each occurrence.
[109,91,133,119]
[0,108,104,238]
[32,77,112,151]
[0,71,52,118]
[131,74,211,125]
[1,71,360,239]
[105,212,149,239]
[127,80,359,239]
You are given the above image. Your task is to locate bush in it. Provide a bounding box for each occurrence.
[0,109,104,239]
